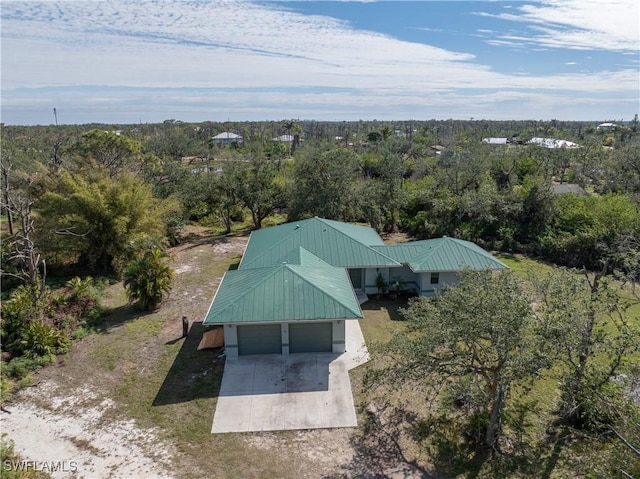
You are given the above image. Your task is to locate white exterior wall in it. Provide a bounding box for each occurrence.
[420,271,459,297]
[364,267,411,295]
[332,320,346,353]
[364,267,464,297]
[224,324,239,359]
[389,265,420,294]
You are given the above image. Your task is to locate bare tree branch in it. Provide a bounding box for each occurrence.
[611,426,640,457]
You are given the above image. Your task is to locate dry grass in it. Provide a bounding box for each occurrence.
[13,226,636,479]
[21,226,359,479]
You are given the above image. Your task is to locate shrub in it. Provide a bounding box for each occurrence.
[2,355,55,380]
[20,321,69,358]
[1,283,51,355]
[123,246,174,311]
[65,276,97,302]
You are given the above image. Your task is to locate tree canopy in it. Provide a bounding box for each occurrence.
[371,270,541,449]
[36,171,179,273]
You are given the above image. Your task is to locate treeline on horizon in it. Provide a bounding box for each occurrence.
[1,116,639,282]
[2,117,639,479]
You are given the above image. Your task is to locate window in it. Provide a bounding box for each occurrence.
[430,272,439,285]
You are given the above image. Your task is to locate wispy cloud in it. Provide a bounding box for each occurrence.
[1,0,638,123]
[477,0,639,51]
[2,0,476,90]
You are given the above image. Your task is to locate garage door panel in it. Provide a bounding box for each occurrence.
[237,324,282,355]
[289,322,332,353]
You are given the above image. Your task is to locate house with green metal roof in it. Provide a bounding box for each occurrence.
[371,236,508,296]
[203,217,506,358]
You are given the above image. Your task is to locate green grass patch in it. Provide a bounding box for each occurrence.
[359,297,407,345]
[496,253,556,278]
[355,260,640,479]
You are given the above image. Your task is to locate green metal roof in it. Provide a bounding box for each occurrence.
[370,240,434,264]
[203,262,363,325]
[239,217,399,270]
[372,237,507,272]
[316,218,385,246]
[278,247,333,267]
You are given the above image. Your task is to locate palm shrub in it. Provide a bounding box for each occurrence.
[123,246,174,311]
[20,321,70,358]
[1,282,52,355]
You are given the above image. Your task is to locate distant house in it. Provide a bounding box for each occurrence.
[527,137,580,149]
[203,217,506,358]
[551,183,589,196]
[272,134,295,143]
[429,144,445,156]
[482,137,509,145]
[597,122,617,131]
[211,132,243,145]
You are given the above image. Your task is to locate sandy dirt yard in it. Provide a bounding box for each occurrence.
[1,229,429,479]
[2,380,174,479]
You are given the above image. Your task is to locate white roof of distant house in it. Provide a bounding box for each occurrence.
[273,134,295,142]
[597,122,617,129]
[528,137,580,149]
[212,132,242,140]
[551,183,589,196]
[482,137,508,145]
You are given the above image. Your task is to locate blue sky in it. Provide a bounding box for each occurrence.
[1,0,638,125]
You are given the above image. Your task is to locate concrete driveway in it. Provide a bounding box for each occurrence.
[212,319,369,433]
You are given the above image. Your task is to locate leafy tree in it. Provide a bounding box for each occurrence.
[236,158,282,229]
[145,121,198,162]
[538,193,640,269]
[371,270,542,449]
[178,169,217,222]
[377,150,407,232]
[36,172,180,273]
[366,131,383,143]
[123,245,174,311]
[380,125,393,140]
[356,180,386,233]
[215,162,243,234]
[456,174,502,241]
[74,129,142,176]
[516,175,555,243]
[533,268,640,430]
[603,143,640,194]
[288,147,361,221]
